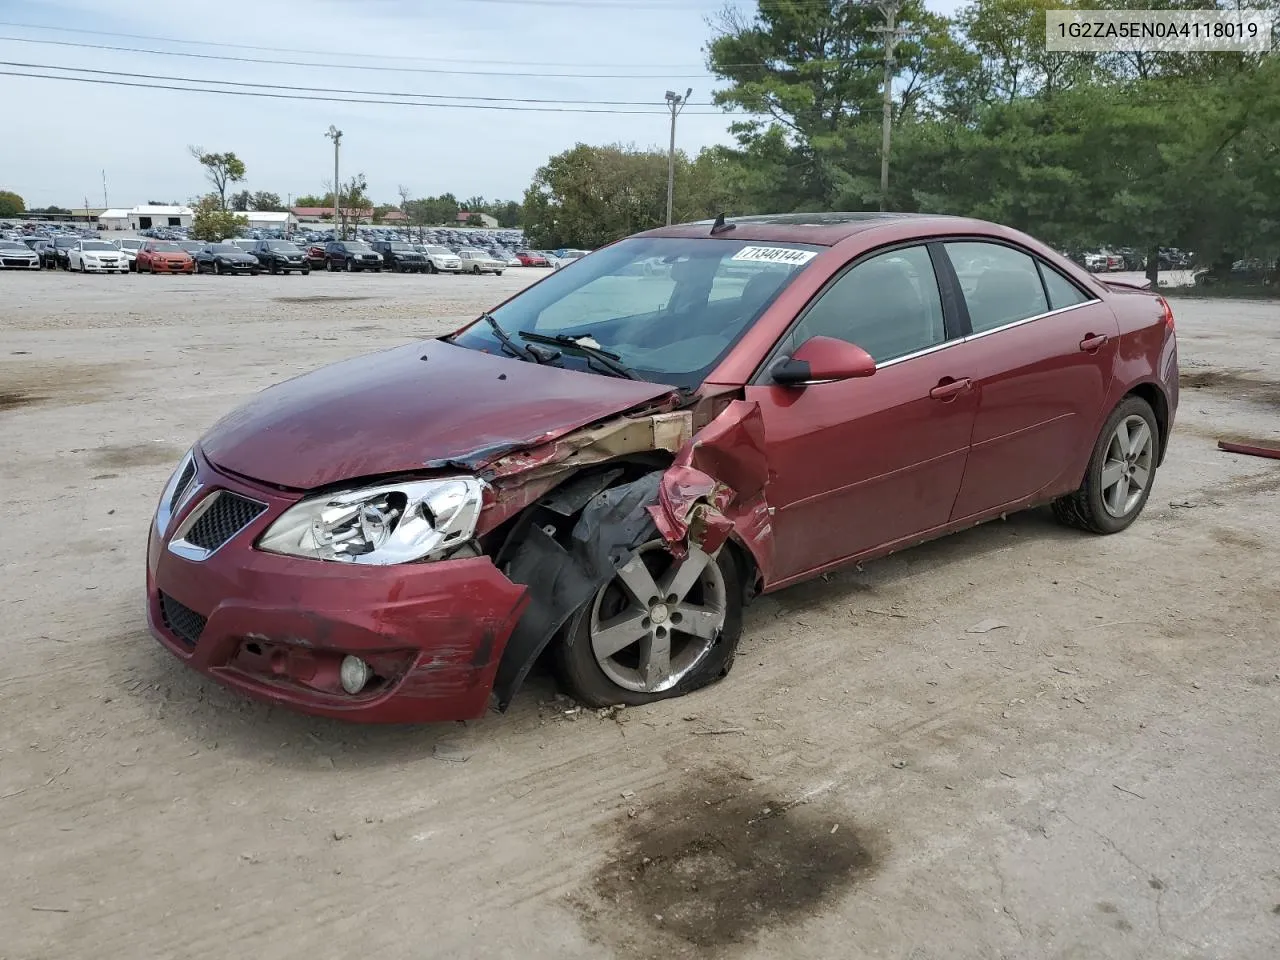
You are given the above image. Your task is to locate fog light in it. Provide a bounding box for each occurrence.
[339,655,371,694]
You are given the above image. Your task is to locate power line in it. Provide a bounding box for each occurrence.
[0,60,722,107]
[0,34,713,79]
[0,27,886,76]
[0,68,740,114]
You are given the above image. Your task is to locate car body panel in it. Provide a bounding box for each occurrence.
[146,452,529,722]
[138,242,196,274]
[199,339,676,489]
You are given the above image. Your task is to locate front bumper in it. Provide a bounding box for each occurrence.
[0,258,41,269]
[146,452,529,722]
[81,260,126,273]
[150,260,196,273]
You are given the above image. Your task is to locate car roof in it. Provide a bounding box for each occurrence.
[638,211,980,246]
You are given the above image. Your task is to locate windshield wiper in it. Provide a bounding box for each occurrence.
[480,311,554,364]
[517,331,638,380]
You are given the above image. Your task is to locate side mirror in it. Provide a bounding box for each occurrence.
[771,335,877,386]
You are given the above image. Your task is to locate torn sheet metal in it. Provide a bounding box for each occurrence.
[476,410,693,535]
[492,473,664,709]
[648,400,774,576]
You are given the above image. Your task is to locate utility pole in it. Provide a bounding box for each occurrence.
[325,125,342,239]
[870,1,906,211]
[101,169,108,209]
[664,88,691,226]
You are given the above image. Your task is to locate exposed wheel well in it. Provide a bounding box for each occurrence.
[1126,382,1171,464]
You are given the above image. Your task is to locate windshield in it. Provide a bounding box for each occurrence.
[268,241,298,251]
[0,241,26,250]
[54,237,77,247]
[389,243,413,251]
[150,242,181,252]
[345,242,373,252]
[119,240,141,250]
[426,246,453,255]
[211,244,242,253]
[451,237,821,389]
[81,241,115,251]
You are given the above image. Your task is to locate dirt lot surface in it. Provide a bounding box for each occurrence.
[3,270,1279,960]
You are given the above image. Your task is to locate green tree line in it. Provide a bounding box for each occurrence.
[523,0,1280,276]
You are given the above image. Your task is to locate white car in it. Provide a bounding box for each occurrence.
[116,238,142,271]
[68,239,129,274]
[420,245,462,273]
[457,248,504,275]
[0,239,41,269]
[553,249,590,271]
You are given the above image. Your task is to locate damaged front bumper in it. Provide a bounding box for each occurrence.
[146,456,528,723]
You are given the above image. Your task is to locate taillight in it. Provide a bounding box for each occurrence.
[1157,296,1175,331]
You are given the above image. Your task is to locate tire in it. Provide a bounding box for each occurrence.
[428,262,438,274]
[554,539,743,708]
[269,261,278,275]
[495,270,503,276]
[1052,395,1160,535]
[301,268,310,276]
[344,259,353,272]
[214,261,222,276]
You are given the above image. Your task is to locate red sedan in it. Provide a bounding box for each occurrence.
[137,240,196,274]
[146,213,1177,722]
[516,250,550,267]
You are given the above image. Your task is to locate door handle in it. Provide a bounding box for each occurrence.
[929,377,972,401]
[1079,333,1109,353]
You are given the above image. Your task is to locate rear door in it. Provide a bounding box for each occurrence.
[746,243,977,584]
[940,240,1119,520]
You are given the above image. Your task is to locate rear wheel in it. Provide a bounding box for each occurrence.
[555,540,743,708]
[1053,396,1160,534]
[214,260,222,276]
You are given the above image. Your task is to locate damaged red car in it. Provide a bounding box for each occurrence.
[146,213,1178,722]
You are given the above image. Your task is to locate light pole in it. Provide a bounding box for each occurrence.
[325,125,342,238]
[664,88,691,226]
[870,1,906,211]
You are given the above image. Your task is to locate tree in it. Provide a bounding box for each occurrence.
[521,143,736,249]
[466,213,484,227]
[328,174,370,238]
[229,190,253,212]
[294,193,329,208]
[251,191,285,212]
[190,194,249,241]
[189,147,246,210]
[0,190,26,217]
[29,205,71,216]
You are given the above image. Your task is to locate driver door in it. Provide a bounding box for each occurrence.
[744,244,978,586]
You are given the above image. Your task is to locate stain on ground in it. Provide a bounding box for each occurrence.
[1180,369,1280,407]
[0,391,44,411]
[89,442,186,469]
[579,771,879,958]
[273,296,373,305]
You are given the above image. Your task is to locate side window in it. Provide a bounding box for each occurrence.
[789,245,945,363]
[945,241,1048,333]
[1039,263,1090,310]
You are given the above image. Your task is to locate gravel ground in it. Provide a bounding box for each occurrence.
[2,270,1278,960]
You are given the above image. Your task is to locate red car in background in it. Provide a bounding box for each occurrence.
[146,213,1178,724]
[516,250,549,267]
[305,242,329,270]
[137,240,196,274]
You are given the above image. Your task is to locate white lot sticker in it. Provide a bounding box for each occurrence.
[730,246,818,265]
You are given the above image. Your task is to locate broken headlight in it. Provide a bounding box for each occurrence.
[257,477,485,565]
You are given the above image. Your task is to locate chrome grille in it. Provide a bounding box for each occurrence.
[170,458,197,512]
[159,592,206,646]
[183,492,267,552]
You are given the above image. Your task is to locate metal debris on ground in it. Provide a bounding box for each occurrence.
[1217,438,1280,460]
[967,619,1009,634]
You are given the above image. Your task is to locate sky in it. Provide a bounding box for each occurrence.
[0,0,960,210]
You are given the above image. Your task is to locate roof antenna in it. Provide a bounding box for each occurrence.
[710,213,735,235]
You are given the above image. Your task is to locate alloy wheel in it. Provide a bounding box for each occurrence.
[588,542,727,693]
[1100,414,1154,518]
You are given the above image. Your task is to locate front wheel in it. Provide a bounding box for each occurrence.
[1053,396,1160,534]
[301,268,310,276]
[555,540,742,708]
[344,259,353,272]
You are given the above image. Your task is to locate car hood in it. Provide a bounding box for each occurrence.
[199,339,676,490]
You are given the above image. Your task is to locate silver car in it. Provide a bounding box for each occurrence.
[0,239,41,269]
[457,248,504,276]
[420,244,462,274]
